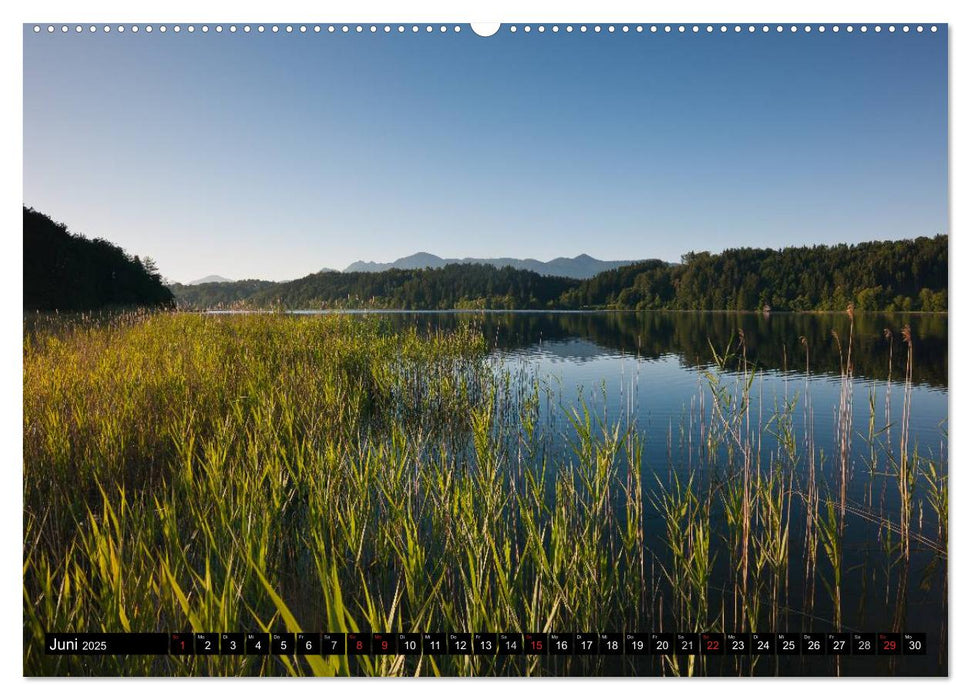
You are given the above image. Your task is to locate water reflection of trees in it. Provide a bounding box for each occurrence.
[385,312,948,390]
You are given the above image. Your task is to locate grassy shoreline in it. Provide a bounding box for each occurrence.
[23,313,947,676]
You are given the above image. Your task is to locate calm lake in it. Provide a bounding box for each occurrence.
[286,309,948,675]
[285,310,947,464]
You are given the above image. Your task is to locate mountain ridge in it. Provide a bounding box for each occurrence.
[343,252,638,279]
[188,275,233,285]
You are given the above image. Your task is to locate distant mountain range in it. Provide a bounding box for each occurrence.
[191,256,637,284]
[343,253,638,279]
[187,275,233,285]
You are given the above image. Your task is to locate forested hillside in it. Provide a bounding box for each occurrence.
[172,264,577,310]
[170,235,947,312]
[167,279,279,308]
[24,207,174,311]
[566,235,947,312]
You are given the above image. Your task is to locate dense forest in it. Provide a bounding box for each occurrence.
[563,236,947,312]
[170,265,578,310]
[171,235,947,312]
[24,207,174,311]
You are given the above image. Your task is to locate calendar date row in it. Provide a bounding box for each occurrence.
[46,631,926,656]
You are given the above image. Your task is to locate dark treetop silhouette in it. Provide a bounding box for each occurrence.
[23,207,174,312]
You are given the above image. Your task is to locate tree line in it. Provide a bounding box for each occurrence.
[171,235,947,312]
[24,207,174,312]
[169,265,578,310]
[563,236,947,312]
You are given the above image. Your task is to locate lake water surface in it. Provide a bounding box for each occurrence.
[291,310,948,675]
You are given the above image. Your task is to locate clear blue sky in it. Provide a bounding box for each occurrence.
[24,25,947,283]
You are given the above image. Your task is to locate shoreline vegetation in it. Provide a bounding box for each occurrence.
[22,206,946,315]
[26,308,948,391]
[24,312,947,676]
[168,235,946,314]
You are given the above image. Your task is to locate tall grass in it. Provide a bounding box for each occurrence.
[23,312,946,676]
[24,313,644,676]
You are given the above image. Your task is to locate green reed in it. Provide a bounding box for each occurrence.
[23,313,643,676]
[23,312,947,677]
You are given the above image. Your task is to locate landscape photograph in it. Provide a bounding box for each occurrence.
[23,22,947,677]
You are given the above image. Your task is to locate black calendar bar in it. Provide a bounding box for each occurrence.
[43,631,927,656]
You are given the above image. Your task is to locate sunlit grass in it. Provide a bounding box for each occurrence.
[23,312,947,676]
